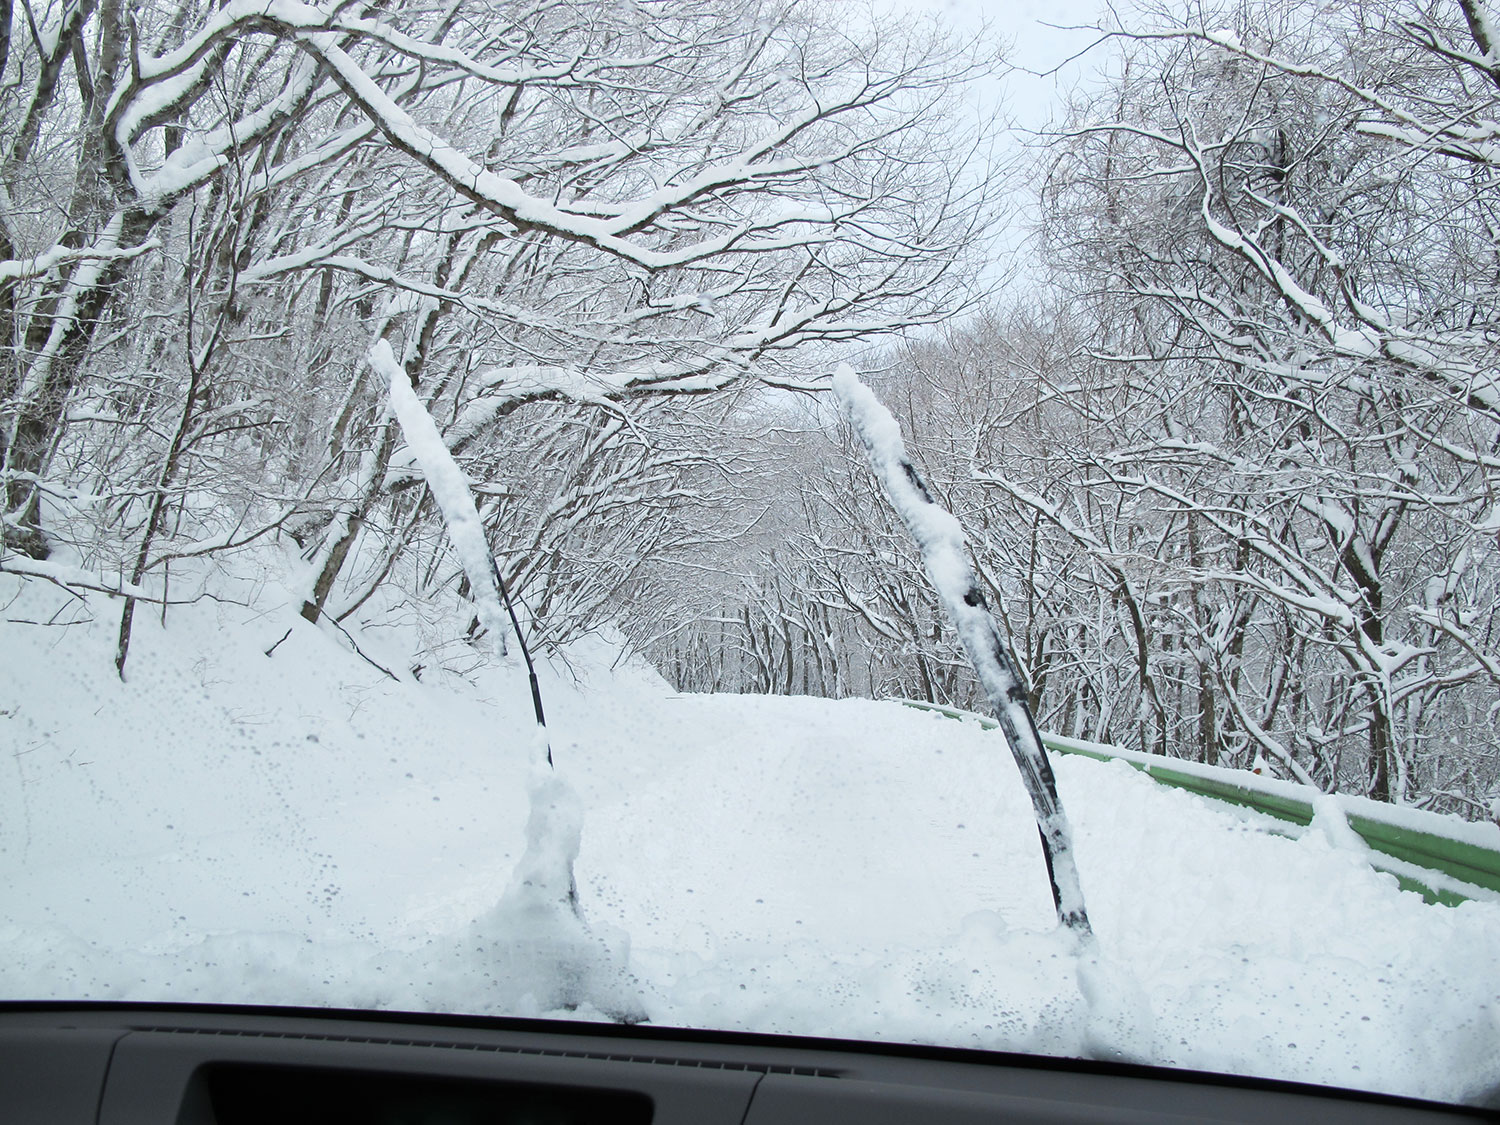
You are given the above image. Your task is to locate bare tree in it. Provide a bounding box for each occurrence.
[1019,0,1500,807]
[2,0,1005,672]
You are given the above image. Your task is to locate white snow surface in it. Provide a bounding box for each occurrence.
[2,561,1499,1106]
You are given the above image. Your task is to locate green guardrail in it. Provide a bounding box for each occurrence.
[900,699,1500,908]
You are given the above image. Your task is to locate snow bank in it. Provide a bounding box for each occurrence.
[1045,730,1500,855]
[2,562,1498,1105]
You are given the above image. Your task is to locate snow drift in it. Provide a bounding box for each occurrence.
[2,554,1498,1106]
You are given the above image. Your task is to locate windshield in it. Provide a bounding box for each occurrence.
[3,0,1499,1111]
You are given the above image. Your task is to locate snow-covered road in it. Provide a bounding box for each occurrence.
[3,572,1498,1104]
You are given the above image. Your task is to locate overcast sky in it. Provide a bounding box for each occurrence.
[877,0,1112,129]
[860,0,1116,294]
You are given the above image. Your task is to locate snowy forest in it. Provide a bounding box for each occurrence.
[3,0,1500,821]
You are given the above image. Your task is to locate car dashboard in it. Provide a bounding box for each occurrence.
[2,1002,1494,1123]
